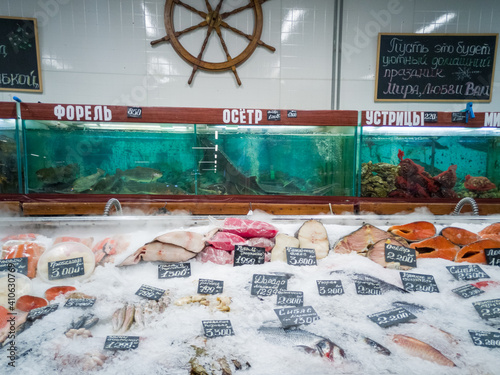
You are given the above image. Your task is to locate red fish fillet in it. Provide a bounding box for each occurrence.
[392,334,455,367]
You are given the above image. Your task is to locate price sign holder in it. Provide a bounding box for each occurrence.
[202,320,234,338]
[355,280,382,295]
[485,248,500,267]
[0,258,28,276]
[400,272,439,293]
[286,247,317,266]
[64,298,96,308]
[251,274,287,297]
[274,306,319,328]
[234,245,265,266]
[158,263,191,279]
[446,265,490,281]
[473,298,500,320]
[276,290,304,307]
[316,280,344,296]
[367,307,416,328]
[27,304,59,321]
[135,284,165,301]
[197,279,224,295]
[469,330,500,348]
[385,244,417,268]
[104,335,140,350]
[48,257,85,280]
[452,284,484,299]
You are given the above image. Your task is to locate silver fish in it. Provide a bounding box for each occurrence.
[112,305,127,332]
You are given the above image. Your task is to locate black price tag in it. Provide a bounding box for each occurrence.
[286,247,317,266]
[452,284,484,299]
[251,274,287,297]
[446,265,490,281]
[400,272,439,293]
[274,306,319,328]
[0,258,28,276]
[368,307,416,328]
[202,320,234,338]
[104,335,140,350]
[198,279,224,295]
[158,263,191,279]
[473,298,500,320]
[27,304,59,321]
[64,298,96,308]
[385,244,417,268]
[355,280,382,295]
[127,107,142,118]
[287,110,297,118]
[317,280,344,296]
[267,110,281,121]
[469,330,500,348]
[48,257,85,280]
[485,248,500,267]
[276,290,304,307]
[452,112,467,122]
[135,284,165,301]
[424,112,438,123]
[234,245,265,266]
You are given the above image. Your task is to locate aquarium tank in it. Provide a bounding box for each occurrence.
[21,119,356,197]
[0,118,20,194]
[359,125,500,199]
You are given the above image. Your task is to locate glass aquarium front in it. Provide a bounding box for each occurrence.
[359,126,500,199]
[0,118,19,194]
[22,119,356,196]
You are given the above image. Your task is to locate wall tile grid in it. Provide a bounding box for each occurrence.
[0,0,499,112]
[0,0,334,110]
[341,0,500,111]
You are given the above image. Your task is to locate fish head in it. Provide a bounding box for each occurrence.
[316,338,345,362]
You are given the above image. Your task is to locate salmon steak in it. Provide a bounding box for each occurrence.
[410,236,460,261]
[454,239,500,264]
[388,221,436,242]
[440,227,480,246]
[333,224,402,255]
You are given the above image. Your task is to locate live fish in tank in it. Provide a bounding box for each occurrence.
[35,163,79,185]
[70,168,105,193]
[116,167,163,183]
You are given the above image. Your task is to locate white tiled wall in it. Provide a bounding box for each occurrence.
[341,0,500,111]
[1,0,499,111]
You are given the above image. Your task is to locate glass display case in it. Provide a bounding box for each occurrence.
[19,104,358,197]
[359,111,500,199]
[0,102,20,194]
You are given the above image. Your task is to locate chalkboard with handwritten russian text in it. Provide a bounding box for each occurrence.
[375,33,497,102]
[0,16,42,92]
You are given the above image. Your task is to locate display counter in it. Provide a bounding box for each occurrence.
[0,213,499,374]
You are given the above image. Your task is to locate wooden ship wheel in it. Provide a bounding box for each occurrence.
[151,0,275,85]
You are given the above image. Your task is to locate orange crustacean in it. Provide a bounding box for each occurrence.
[454,239,500,264]
[410,236,460,261]
[2,241,45,278]
[388,221,436,242]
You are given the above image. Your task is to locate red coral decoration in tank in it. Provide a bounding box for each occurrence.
[389,150,458,198]
[464,175,496,191]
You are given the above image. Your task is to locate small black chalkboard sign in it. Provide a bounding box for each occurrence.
[317,280,344,296]
[400,272,439,293]
[424,112,438,123]
[198,279,224,295]
[446,265,490,281]
[251,274,287,297]
[469,330,500,348]
[158,263,191,279]
[267,110,281,121]
[452,284,484,299]
[367,307,416,328]
[274,306,319,328]
[0,16,43,92]
[385,244,417,268]
[452,112,467,122]
[48,257,85,280]
[64,298,96,308]
[202,320,234,338]
[485,248,500,267]
[286,247,317,266]
[355,280,382,295]
[234,245,265,266]
[104,335,140,350]
[135,284,165,301]
[376,33,498,102]
[473,298,500,320]
[276,290,304,307]
[27,304,59,321]
[0,258,28,276]
[127,107,142,118]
